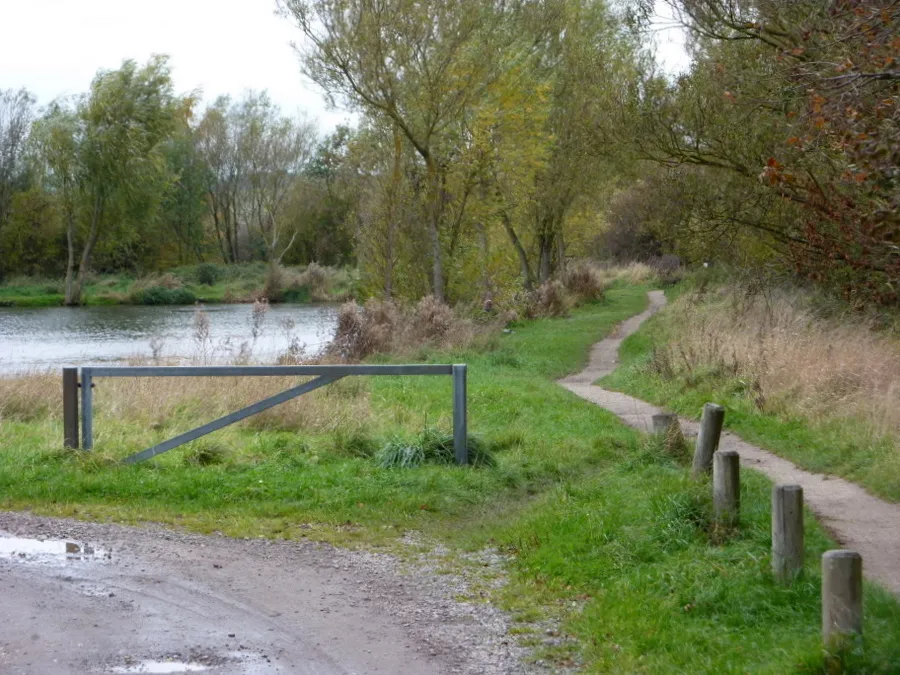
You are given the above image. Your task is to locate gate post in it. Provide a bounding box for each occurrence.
[452,364,468,465]
[63,368,79,449]
[81,367,93,450]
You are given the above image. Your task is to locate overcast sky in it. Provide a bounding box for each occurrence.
[0,0,690,132]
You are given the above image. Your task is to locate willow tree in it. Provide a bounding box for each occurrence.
[0,89,35,247]
[34,57,179,305]
[280,0,522,301]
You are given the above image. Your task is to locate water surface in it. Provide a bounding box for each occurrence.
[0,304,338,374]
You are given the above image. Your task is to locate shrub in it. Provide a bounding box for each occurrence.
[411,295,455,341]
[649,254,684,285]
[524,279,573,319]
[195,263,223,286]
[263,264,285,302]
[299,262,331,302]
[561,262,606,303]
[131,286,196,305]
[328,296,481,360]
[329,299,398,360]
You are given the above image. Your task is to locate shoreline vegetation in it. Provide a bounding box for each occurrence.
[0,262,355,308]
[2,270,900,670]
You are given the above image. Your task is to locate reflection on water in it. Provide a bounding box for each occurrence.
[0,534,110,564]
[0,304,338,374]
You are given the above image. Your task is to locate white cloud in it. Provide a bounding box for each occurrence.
[0,0,354,131]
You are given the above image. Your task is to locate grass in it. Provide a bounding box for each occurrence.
[0,263,354,307]
[601,282,900,503]
[2,283,900,671]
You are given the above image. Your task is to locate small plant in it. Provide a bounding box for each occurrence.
[183,441,228,466]
[374,428,497,469]
[331,430,378,458]
[250,297,269,341]
[374,438,426,469]
[192,308,211,362]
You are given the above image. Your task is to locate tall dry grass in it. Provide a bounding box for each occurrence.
[329,295,489,360]
[0,367,370,437]
[652,286,900,441]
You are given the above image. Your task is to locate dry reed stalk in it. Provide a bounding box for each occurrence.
[658,287,900,441]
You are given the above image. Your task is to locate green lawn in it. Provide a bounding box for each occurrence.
[2,284,899,672]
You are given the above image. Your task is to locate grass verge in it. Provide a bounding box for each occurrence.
[2,284,900,671]
[601,285,900,502]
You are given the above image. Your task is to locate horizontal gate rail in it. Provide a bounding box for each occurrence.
[87,364,454,377]
[63,364,468,465]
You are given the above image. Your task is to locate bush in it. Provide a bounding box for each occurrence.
[195,263,223,286]
[648,254,684,285]
[299,262,331,302]
[263,264,285,302]
[561,262,606,303]
[131,286,196,305]
[329,299,398,360]
[411,295,455,341]
[524,279,573,318]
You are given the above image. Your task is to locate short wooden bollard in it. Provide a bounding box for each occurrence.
[63,367,79,450]
[822,550,863,649]
[772,485,804,583]
[692,403,725,477]
[713,450,740,525]
[652,413,678,435]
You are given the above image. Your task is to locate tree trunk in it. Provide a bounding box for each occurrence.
[501,211,534,291]
[63,204,77,306]
[384,126,403,301]
[538,234,553,284]
[426,157,445,302]
[556,229,567,275]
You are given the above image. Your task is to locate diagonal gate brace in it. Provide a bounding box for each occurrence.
[123,375,343,465]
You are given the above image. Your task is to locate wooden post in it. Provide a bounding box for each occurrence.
[822,550,863,649]
[62,368,79,449]
[713,450,740,525]
[652,413,677,436]
[692,403,725,477]
[772,485,804,583]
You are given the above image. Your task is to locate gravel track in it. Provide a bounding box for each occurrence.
[0,512,529,674]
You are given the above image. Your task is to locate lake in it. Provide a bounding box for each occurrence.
[0,303,339,374]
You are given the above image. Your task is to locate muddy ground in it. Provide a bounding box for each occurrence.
[0,512,530,674]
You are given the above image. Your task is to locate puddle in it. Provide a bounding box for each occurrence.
[111,662,208,674]
[110,652,279,674]
[0,535,109,564]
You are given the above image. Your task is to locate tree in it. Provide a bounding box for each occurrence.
[196,96,242,263]
[648,0,900,304]
[0,88,35,260]
[33,57,179,304]
[239,93,317,264]
[280,0,522,301]
[159,99,210,265]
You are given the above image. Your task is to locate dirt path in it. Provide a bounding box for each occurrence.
[560,290,900,596]
[0,512,527,674]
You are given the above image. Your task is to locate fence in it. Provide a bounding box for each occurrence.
[63,364,468,465]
